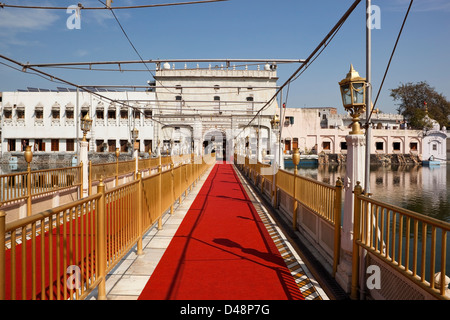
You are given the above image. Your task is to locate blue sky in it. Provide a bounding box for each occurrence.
[0,0,449,115]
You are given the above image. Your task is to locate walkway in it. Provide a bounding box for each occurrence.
[87,163,329,300]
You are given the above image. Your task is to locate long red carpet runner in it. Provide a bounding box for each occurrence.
[138,163,304,300]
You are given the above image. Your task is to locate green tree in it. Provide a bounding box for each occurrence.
[390,81,450,129]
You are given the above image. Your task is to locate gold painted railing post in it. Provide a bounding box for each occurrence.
[97,180,107,300]
[157,165,162,230]
[137,172,143,255]
[24,145,33,216]
[292,149,300,230]
[351,181,363,300]
[0,210,5,300]
[333,177,343,278]
[115,148,120,187]
[170,162,174,215]
[80,161,83,199]
[292,175,298,230]
[27,166,32,216]
[88,160,92,196]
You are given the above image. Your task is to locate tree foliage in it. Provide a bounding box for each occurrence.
[390,81,450,129]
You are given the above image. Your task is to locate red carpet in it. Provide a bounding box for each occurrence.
[138,163,304,300]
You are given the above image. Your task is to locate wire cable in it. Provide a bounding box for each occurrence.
[0,0,228,10]
[365,0,413,127]
[234,0,362,139]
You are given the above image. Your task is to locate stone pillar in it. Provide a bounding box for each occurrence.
[335,133,366,293]
[193,120,202,157]
[79,140,89,198]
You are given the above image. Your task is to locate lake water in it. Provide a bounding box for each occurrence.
[285,163,450,223]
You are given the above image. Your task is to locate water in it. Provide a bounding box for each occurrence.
[285,163,450,223]
[286,163,450,282]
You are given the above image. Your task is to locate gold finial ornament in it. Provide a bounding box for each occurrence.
[24,145,33,164]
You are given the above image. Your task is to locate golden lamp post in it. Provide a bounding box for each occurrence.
[80,113,93,141]
[338,64,366,135]
[115,147,120,186]
[24,145,33,216]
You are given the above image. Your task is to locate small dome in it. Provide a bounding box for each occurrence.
[163,62,171,70]
[264,63,271,71]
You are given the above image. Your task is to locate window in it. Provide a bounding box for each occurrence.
[81,109,88,119]
[96,140,104,152]
[133,109,140,119]
[21,139,29,151]
[293,138,298,150]
[35,108,43,119]
[214,96,220,112]
[432,144,437,151]
[246,96,254,114]
[144,110,152,119]
[410,142,418,151]
[52,109,60,119]
[176,96,182,113]
[120,109,128,119]
[8,139,16,152]
[323,141,331,150]
[96,109,104,119]
[4,108,12,119]
[51,139,59,152]
[108,109,116,119]
[66,139,75,152]
[340,142,347,150]
[376,142,384,151]
[393,142,401,151]
[108,140,116,152]
[17,109,25,120]
[144,140,152,153]
[284,139,291,152]
[66,109,74,119]
[35,139,45,151]
[120,140,128,152]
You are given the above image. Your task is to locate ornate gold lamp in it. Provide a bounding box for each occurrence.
[80,113,93,141]
[131,127,139,149]
[270,114,280,131]
[339,65,366,135]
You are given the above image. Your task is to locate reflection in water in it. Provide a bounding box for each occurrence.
[286,164,450,223]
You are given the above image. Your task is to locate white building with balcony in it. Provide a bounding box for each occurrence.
[0,88,156,161]
[280,106,447,163]
[0,60,285,163]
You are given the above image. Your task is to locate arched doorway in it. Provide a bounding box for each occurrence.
[203,129,226,160]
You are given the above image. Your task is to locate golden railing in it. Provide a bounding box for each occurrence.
[235,155,343,276]
[0,165,82,216]
[0,155,213,300]
[352,183,450,300]
[0,194,101,300]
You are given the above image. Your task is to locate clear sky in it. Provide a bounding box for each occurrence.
[0,0,449,115]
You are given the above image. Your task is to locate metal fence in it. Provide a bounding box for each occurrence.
[0,155,213,300]
[236,154,449,300]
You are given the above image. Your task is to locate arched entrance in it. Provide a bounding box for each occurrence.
[203,129,226,160]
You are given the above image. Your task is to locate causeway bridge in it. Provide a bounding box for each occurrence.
[0,150,449,301]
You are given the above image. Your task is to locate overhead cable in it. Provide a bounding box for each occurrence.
[365,0,413,127]
[235,0,362,139]
[0,0,228,10]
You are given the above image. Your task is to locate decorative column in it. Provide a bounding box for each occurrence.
[335,65,367,294]
[79,113,92,198]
